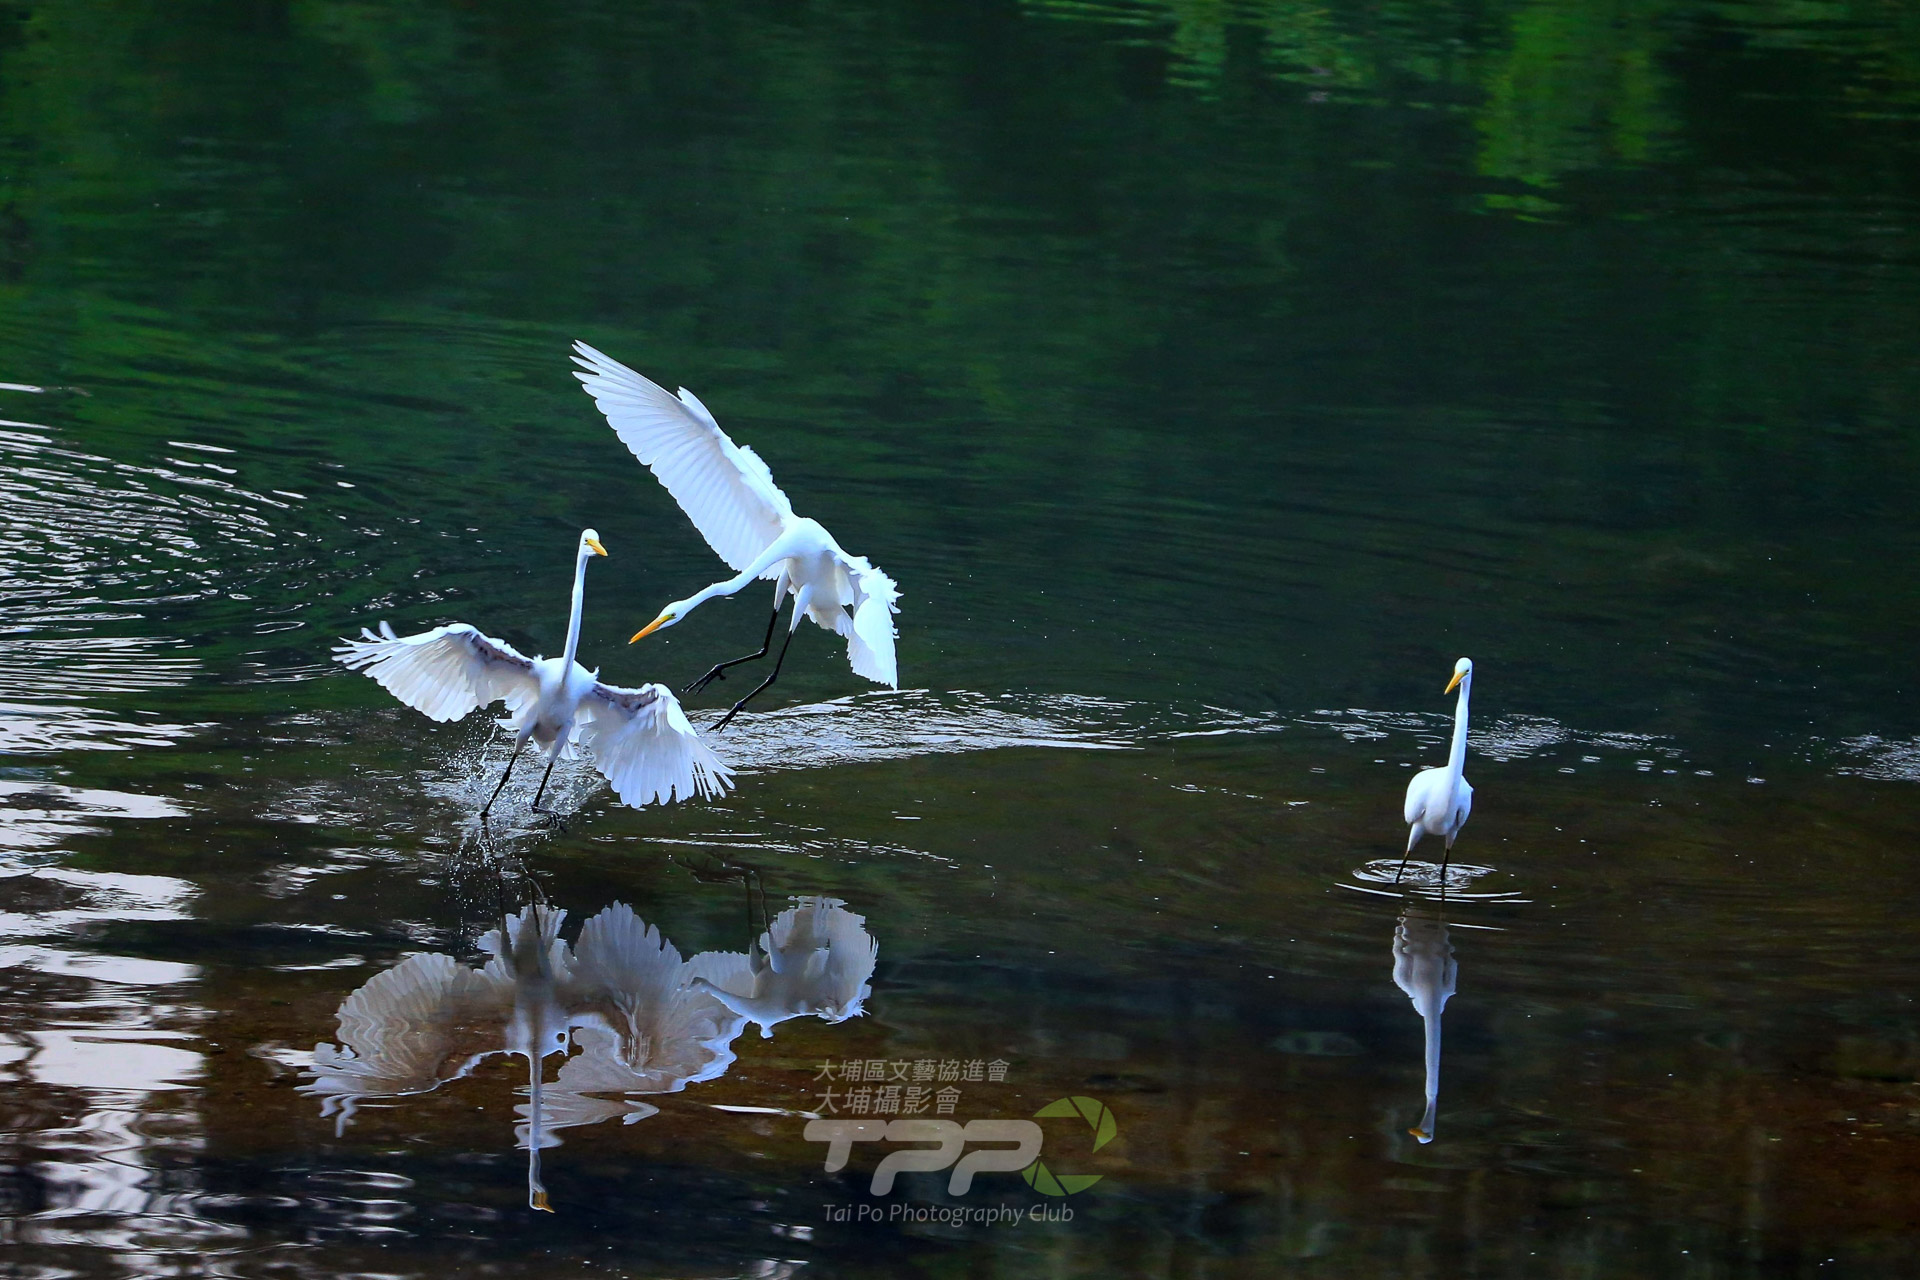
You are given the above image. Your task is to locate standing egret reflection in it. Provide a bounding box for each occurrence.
[1391,904,1457,1145]
[1399,658,1476,881]
[571,342,900,730]
[333,529,730,817]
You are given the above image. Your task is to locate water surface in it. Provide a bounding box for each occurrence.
[3,1,1920,1275]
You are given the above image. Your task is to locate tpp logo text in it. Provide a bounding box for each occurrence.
[804,1119,1040,1195]
[805,1098,1116,1196]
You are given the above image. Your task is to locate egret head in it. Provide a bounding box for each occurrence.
[580,528,608,558]
[629,596,694,643]
[1444,656,1472,694]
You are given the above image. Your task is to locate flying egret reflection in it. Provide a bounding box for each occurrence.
[1399,657,1475,881]
[571,343,900,730]
[687,896,878,1038]
[1391,903,1457,1144]
[333,528,730,820]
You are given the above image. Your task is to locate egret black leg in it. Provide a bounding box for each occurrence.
[481,737,530,818]
[1394,825,1420,884]
[713,626,798,732]
[530,749,566,829]
[685,607,782,695]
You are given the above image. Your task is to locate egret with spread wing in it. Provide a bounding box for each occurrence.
[570,342,900,730]
[333,529,730,818]
[1398,657,1475,881]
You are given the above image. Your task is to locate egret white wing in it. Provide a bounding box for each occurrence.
[556,903,743,1093]
[829,552,900,688]
[333,622,541,723]
[683,949,756,997]
[302,952,510,1122]
[772,897,877,1018]
[576,680,733,806]
[571,341,795,573]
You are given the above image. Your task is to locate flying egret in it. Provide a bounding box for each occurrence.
[332,529,730,818]
[1398,657,1474,881]
[570,342,900,730]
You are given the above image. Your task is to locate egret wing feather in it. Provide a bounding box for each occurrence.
[1403,766,1443,826]
[829,553,900,688]
[303,952,510,1117]
[774,898,877,1017]
[577,680,734,807]
[333,622,541,724]
[684,949,757,996]
[571,341,794,573]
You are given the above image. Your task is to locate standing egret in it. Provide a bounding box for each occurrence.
[570,342,900,730]
[1398,657,1474,881]
[332,529,730,818]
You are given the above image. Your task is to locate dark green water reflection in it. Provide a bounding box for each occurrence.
[2,0,1919,1275]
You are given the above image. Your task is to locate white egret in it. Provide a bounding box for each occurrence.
[1391,905,1456,1144]
[1398,657,1474,880]
[332,529,730,818]
[686,897,878,1038]
[305,900,745,1211]
[570,342,900,730]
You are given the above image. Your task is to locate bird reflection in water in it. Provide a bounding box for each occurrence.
[1391,902,1456,1145]
[674,850,879,1038]
[303,882,877,1211]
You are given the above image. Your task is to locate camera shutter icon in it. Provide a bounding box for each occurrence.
[1022,1096,1117,1196]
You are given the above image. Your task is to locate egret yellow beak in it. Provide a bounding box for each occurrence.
[1409,1126,1431,1141]
[531,1190,552,1212]
[1444,670,1465,695]
[585,535,607,557]
[629,611,671,643]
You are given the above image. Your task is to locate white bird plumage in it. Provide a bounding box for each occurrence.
[304,901,746,1211]
[333,529,731,815]
[1399,656,1474,879]
[570,341,900,729]
[686,897,878,1039]
[1391,906,1456,1144]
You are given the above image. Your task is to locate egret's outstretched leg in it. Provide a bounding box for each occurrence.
[1439,835,1454,883]
[481,736,532,818]
[529,746,566,829]
[685,606,782,696]
[1394,824,1422,884]
[713,626,799,732]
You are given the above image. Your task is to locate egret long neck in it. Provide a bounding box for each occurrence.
[688,531,799,614]
[1422,1001,1442,1112]
[1445,675,1471,780]
[526,1050,550,1211]
[562,549,590,668]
